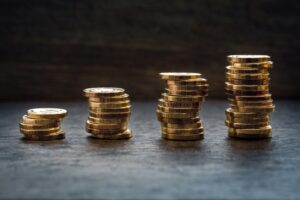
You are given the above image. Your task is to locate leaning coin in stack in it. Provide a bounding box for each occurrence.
[19,108,67,140]
[83,87,132,139]
[225,55,275,139]
[157,72,208,141]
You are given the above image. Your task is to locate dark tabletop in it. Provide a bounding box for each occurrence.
[0,100,299,200]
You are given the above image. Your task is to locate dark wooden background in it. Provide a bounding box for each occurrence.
[0,0,299,100]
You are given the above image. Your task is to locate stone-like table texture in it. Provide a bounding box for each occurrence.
[0,100,299,199]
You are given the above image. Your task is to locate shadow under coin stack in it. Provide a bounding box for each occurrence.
[225,55,275,139]
[19,108,67,140]
[157,72,208,141]
[83,87,132,139]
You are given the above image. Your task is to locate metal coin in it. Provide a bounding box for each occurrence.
[88,94,130,103]
[166,78,207,86]
[162,132,203,141]
[89,129,132,140]
[156,110,198,119]
[20,127,61,135]
[160,72,201,80]
[227,55,270,63]
[162,93,204,102]
[158,99,200,108]
[157,105,199,113]
[89,101,130,108]
[21,115,60,125]
[22,131,65,141]
[83,87,125,98]
[225,120,269,129]
[27,108,67,119]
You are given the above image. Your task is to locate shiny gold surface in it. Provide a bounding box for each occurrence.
[19,109,67,140]
[84,87,132,140]
[225,55,275,139]
[157,72,208,141]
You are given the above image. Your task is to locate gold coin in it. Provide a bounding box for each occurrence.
[166,84,209,91]
[156,110,198,119]
[225,120,269,129]
[232,61,273,69]
[88,116,128,124]
[166,89,208,96]
[230,105,275,113]
[159,72,201,80]
[89,111,131,118]
[89,101,130,108]
[162,121,202,129]
[27,108,67,119]
[157,105,199,113]
[166,78,207,86]
[228,94,272,101]
[225,82,269,91]
[86,120,127,130]
[23,131,65,141]
[86,126,127,135]
[89,106,131,113]
[228,125,272,134]
[228,99,273,106]
[158,99,200,108]
[83,87,125,98]
[226,115,269,123]
[157,116,200,124]
[227,55,271,63]
[225,89,269,96]
[226,72,269,80]
[19,122,60,129]
[226,66,269,74]
[21,115,60,125]
[20,127,61,135]
[88,94,130,103]
[228,131,271,139]
[89,129,132,140]
[162,132,203,141]
[225,108,269,118]
[162,126,204,134]
[226,78,270,85]
[162,93,204,102]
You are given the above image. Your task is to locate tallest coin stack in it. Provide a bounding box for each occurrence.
[225,55,275,139]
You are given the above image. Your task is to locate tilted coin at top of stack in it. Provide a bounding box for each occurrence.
[225,55,275,139]
[19,108,67,140]
[83,87,132,139]
[157,72,208,141]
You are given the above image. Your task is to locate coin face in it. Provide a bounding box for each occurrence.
[84,87,124,94]
[27,108,67,119]
[227,55,270,63]
[83,87,125,98]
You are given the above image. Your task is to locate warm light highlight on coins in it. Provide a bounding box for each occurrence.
[225,55,275,139]
[157,72,208,141]
[83,87,132,139]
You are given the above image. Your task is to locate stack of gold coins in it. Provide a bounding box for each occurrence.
[157,72,208,141]
[225,55,275,139]
[19,108,67,140]
[83,87,132,139]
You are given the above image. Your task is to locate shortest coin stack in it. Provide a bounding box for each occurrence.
[83,87,132,139]
[19,108,67,140]
[225,55,275,139]
[157,72,208,141]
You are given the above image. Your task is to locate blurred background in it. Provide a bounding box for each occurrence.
[0,0,299,101]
